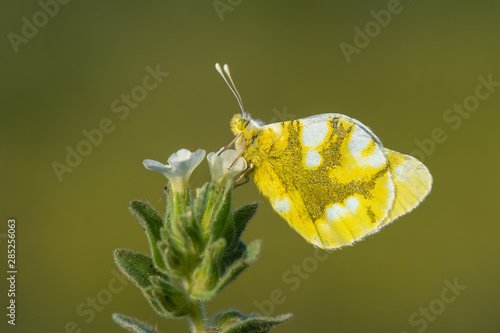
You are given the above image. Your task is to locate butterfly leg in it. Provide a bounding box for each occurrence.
[234,164,255,188]
[227,138,247,170]
[217,132,243,156]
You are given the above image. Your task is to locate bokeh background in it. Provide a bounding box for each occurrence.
[1,0,499,332]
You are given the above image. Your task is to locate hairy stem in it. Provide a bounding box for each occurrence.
[188,298,206,333]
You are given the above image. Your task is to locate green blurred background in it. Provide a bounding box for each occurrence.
[1,0,499,332]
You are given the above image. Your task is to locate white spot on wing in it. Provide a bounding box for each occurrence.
[349,124,386,168]
[305,150,321,168]
[301,121,329,147]
[394,164,408,177]
[345,197,359,213]
[365,151,386,168]
[326,204,348,221]
[273,198,291,213]
[269,124,281,136]
[348,125,371,156]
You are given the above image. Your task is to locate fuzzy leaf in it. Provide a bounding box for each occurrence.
[221,313,293,333]
[209,185,234,242]
[112,313,158,333]
[191,238,226,298]
[176,211,205,255]
[144,287,188,317]
[223,240,247,269]
[144,291,176,318]
[192,240,261,300]
[193,183,210,219]
[158,228,190,275]
[216,240,260,291]
[211,310,246,329]
[232,202,258,243]
[158,243,186,278]
[113,249,169,289]
[150,275,184,296]
[149,275,187,313]
[129,200,165,270]
[199,184,217,232]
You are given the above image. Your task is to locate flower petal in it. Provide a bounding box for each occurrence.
[143,149,206,193]
[168,148,193,164]
[143,159,171,173]
[220,150,247,173]
[190,149,207,168]
[207,148,247,186]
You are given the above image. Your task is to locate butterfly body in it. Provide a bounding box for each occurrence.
[231,113,432,249]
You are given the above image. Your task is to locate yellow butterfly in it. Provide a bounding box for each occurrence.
[216,64,432,250]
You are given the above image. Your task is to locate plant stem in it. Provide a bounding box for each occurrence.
[188,298,207,333]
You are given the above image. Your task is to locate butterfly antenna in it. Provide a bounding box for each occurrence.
[215,63,248,119]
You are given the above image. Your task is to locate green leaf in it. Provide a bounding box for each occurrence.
[193,182,210,220]
[232,202,258,243]
[150,275,184,297]
[113,249,169,289]
[216,240,260,292]
[191,238,226,298]
[211,310,246,329]
[176,211,205,255]
[112,313,158,333]
[191,240,261,301]
[144,287,188,317]
[223,240,247,269]
[148,275,187,315]
[241,240,261,263]
[157,240,184,278]
[199,183,216,232]
[168,187,191,236]
[221,202,258,268]
[129,200,166,271]
[158,228,196,277]
[144,291,175,318]
[209,185,234,242]
[221,313,293,333]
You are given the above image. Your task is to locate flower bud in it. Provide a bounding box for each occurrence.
[207,148,247,187]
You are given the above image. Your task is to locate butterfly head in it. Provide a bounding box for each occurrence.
[230,114,262,138]
[216,63,264,147]
[230,114,247,134]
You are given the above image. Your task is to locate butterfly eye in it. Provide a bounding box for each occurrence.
[237,118,249,131]
[230,114,249,135]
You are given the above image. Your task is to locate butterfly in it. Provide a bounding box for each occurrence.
[216,64,432,250]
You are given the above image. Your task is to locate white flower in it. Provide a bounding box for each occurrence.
[143,149,206,194]
[207,148,247,186]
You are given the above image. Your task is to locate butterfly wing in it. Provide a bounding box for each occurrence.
[250,114,403,249]
[381,149,432,227]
